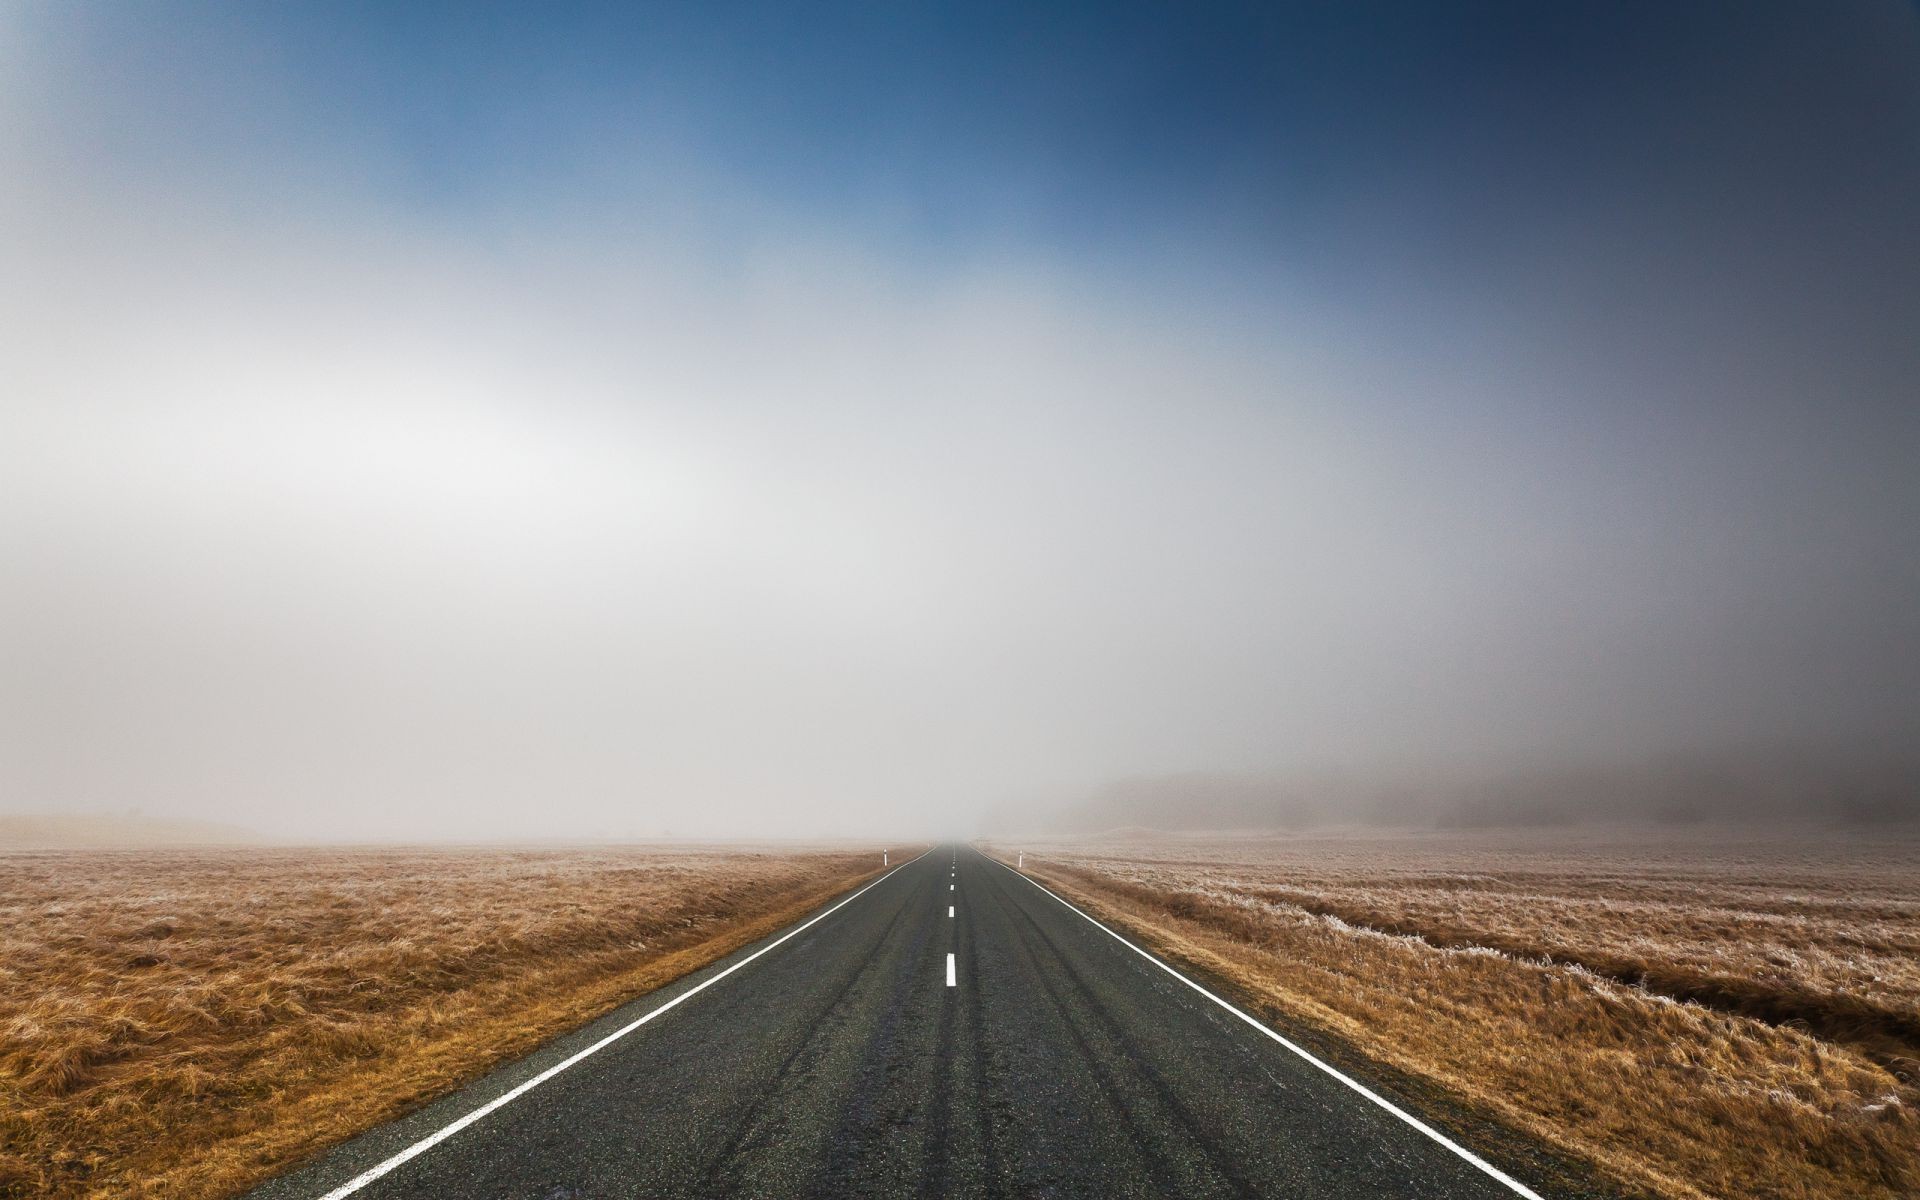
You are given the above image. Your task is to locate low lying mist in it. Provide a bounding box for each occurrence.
[1022,747,1920,835]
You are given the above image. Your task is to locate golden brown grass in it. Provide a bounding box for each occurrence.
[990,830,1919,1200]
[0,843,895,1199]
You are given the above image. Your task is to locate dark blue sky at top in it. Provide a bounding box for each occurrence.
[36,0,1920,430]
[22,0,1910,452]
[214,0,1919,415]
[75,1,1920,277]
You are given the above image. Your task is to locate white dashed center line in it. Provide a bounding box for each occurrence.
[946,953,956,987]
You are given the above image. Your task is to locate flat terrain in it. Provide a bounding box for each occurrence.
[989,830,1920,1200]
[251,847,1556,1200]
[0,844,888,1198]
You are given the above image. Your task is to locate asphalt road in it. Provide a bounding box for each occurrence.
[250,846,1547,1199]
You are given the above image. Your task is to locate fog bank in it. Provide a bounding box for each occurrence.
[4,4,1917,841]
[1016,748,1920,836]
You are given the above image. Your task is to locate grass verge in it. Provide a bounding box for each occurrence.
[990,833,1916,1200]
[0,844,898,1198]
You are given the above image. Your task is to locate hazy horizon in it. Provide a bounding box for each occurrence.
[5,2,1918,841]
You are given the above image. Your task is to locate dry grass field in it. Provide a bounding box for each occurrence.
[0,843,891,1199]
[991,830,1919,1200]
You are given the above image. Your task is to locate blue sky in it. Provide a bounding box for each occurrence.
[3,2,1918,836]
[44,2,1920,270]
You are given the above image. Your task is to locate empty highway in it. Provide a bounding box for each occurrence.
[249,847,1552,1199]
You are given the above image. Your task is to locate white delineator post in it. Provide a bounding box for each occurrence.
[883,850,889,866]
[1018,852,1024,869]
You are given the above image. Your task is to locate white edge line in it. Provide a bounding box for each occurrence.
[989,855,1545,1200]
[314,848,933,1200]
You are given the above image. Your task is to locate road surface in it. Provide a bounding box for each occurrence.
[250,846,1551,1199]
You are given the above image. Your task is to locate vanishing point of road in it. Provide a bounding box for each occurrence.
[249,846,1552,1199]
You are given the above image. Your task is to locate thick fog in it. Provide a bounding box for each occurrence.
[3,4,1917,840]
